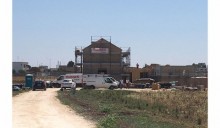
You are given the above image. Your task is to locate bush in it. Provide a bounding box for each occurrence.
[98,114,117,128]
[99,104,112,113]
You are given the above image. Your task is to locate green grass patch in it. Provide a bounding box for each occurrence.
[57,89,207,128]
[12,89,31,97]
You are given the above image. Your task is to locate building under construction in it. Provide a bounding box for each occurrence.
[75,37,130,80]
[74,37,207,87]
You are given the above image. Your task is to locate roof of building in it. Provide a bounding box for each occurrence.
[83,38,121,51]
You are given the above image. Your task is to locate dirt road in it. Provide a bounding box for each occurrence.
[13,88,96,128]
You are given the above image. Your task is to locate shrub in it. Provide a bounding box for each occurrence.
[98,114,117,128]
[99,104,112,114]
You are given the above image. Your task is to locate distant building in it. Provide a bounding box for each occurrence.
[75,37,130,80]
[126,63,208,86]
[39,65,48,71]
[58,65,75,72]
[50,68,58,72]
[13,62,29,73]
[39,65,49,76]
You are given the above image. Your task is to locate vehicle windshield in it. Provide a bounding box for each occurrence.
[104,77,113,83]
[35,81,43,84]
[63,79,71,82]
[110,77,116,82]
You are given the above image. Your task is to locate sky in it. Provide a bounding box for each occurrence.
[13,0,207,68]
[1,1,220,127]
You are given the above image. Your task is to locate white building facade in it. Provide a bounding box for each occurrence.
[13,62,29,73]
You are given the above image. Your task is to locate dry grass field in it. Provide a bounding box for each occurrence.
[57,89,207,128]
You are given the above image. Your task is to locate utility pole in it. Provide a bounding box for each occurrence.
[49,59,51,81]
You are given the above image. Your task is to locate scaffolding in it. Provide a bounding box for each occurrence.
[121,47,131,67]
[75,46,83,73]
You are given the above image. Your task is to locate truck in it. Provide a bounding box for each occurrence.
[52,73,84,88]
[53,73,119,88]
[83,74,118,89]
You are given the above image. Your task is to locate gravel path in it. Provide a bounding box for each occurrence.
[13,88,96,128]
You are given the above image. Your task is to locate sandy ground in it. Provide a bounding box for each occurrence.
[12,88,96,128]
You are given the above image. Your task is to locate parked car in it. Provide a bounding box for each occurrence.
[131,83,146,88]
[60,79,76,91]
[13,86,21,91]
[51,81,61,88]
[45,81,52,88]
[13,83,24,89]
[158,82,172,89]
[33,80,46,91]
[132,78,155,88]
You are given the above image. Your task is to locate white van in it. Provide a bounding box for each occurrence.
[55,73,84,87]
[83,75,118,89]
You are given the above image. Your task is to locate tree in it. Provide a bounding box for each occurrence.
[18,69,26,75]
[67,61,74,67]
[13,69,16,75]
